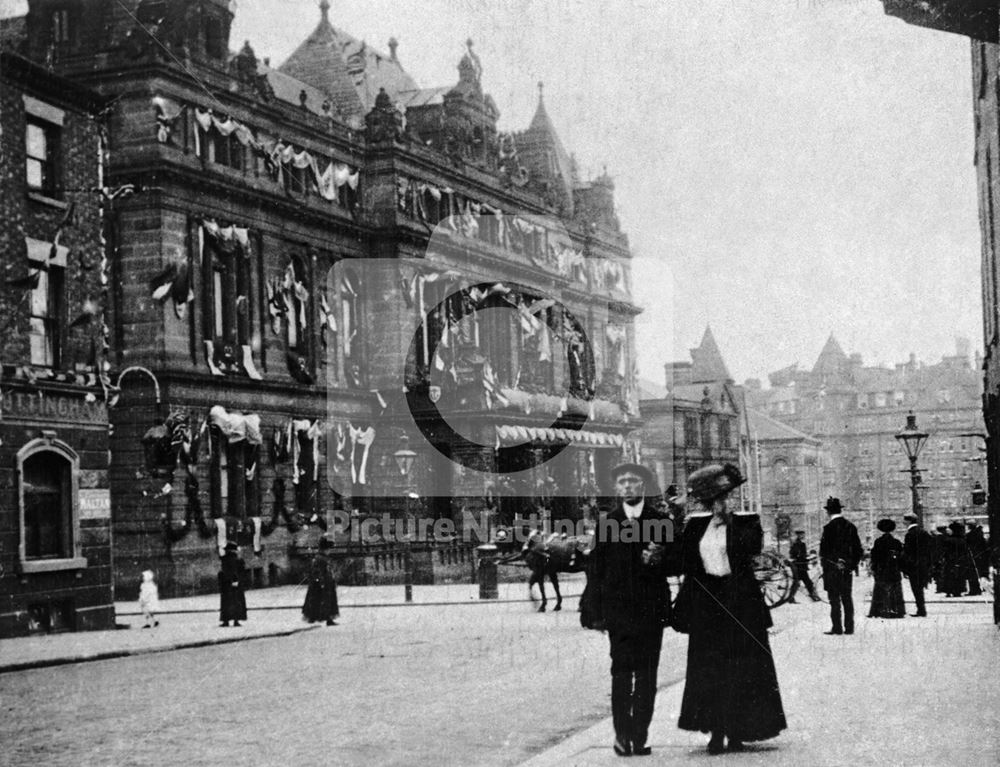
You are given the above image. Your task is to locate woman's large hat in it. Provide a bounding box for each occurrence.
[687,463,745,503]
[876,518,896,533]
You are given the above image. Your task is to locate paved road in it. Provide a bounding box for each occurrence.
[0,599,665,767]
[0,579,850,767]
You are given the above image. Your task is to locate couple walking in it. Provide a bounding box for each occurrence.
[581,461,785,756]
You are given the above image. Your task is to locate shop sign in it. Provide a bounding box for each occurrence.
[79,489,111,520]
[1,392,107,423]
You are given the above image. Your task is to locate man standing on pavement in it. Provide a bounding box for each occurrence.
[819,497,862,635]
[787,530,820,603]
[901,512,933,617]
[581,463,674,757]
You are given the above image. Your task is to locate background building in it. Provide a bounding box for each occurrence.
[639,328,751,507]
[4,0,640,596]
[747,336,987,541]
[0,51,114,636]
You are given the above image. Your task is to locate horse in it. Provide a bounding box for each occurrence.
[501,530,594,612]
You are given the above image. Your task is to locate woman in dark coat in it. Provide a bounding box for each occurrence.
[868,519,905,618]
[676,464,786,754]
[218,542,248,627]
[302,538,340,626]
[941,524,970,597]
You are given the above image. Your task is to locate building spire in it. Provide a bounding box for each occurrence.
[319,0,330,22]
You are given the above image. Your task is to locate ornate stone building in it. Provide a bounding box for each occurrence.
[6,0,640,595]
[747,336,986,539]
[0,51,114,636]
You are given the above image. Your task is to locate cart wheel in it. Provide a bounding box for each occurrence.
[753,552,792,609]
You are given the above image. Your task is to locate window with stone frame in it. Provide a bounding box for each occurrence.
[25,117,60,198]
[197,126,245,171]
[719,418,732,450]
[564,311,594,398]
[340,266,363,387]
[200,223,254,375]
[684,414,699,448]
[21,450,72,559]
[28,262,63,368]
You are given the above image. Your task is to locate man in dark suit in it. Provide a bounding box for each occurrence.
[901,512,933,617]
[787,530,820,603]
[819,497,862,635]
[583,462,674,757]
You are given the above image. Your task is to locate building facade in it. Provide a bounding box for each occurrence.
[0,51,114,636]
[7,0,640,596]
[747,336,987,539]
[639,328,745,502]
[745,408,831,549]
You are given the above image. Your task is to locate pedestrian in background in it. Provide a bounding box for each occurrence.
[966,521,988,594]
[138,569,160,628]
[302,537,340,626]
[675,463,786,754]
[582,462,674,757]
[868,519,905,619]
[932,526,948,593]
[819,497,863,635]
[942,522,970,597]
[787,530,820,603]
[219,541,248,627]
[901,513,932,617]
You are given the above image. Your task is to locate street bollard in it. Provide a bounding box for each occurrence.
[404,539,413,603]
[477,543,498,600]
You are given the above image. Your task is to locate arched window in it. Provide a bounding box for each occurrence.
[18,440,85,571]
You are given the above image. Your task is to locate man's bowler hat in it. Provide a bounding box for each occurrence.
[609,462,655,487]
[824,497,843,514]
[687,463,745,504]
[902,513,919,524]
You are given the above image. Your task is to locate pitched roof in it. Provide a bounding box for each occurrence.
[517,85,575,209]
[746,409,819,444]
[277,3,417,125]
[812,333,848,376]
[689,326,732,383]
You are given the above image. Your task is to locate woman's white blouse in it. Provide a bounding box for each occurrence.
[699,520,732,577]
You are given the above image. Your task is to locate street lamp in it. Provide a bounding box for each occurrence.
[895,411,928,525]
[393,435,418,603]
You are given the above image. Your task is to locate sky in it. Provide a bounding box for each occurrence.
[2,0,983,386]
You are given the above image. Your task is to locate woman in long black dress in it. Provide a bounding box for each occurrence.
[302,537,340,626]
[868,519,905,618]
[676,464,786,754]
[218,542,248,627]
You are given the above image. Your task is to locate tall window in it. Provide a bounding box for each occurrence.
[205,16,225,59]
[201,223,252,374]
[25,119,59,198]
[22,452,72,559]
[29,265,62,367]
[341,268,362,387]
[51,8,72,45]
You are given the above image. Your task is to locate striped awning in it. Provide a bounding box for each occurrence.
[495,425,624,447]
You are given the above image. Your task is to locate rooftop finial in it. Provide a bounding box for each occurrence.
[538,80,544,101]
[388,36,398,61]
[466,37,474,52]
[319,0,330,21]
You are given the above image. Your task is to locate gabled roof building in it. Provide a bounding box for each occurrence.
[6,0,641,596]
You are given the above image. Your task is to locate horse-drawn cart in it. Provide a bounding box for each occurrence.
[498,531,798,612]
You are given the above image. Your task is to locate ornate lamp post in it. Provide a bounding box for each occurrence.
[895,411,928,526]
[394,435,418,602]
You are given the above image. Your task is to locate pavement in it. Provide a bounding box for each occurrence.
[0,577,584,674]
[518,582,999,767]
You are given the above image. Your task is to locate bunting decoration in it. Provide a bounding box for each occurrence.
[185,101,359,208]
[148,260,193,318]
[349,424,375,485]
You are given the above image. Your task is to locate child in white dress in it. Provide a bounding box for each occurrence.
[139,570,160,628]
